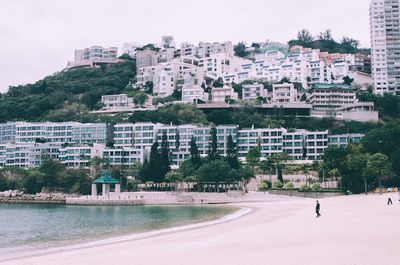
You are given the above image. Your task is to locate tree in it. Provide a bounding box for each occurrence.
[147,142,163,183]
[171,89,182,100]
[259,158,274,182]
[189,137,201,168]
[246,147,261,171]
[161,35,174,48]
[175,131,180,151]
[139,159,150,183]
[297,29,314,45]
[363,153,392,192]
[346,145,370,194]
[39,158,65,189]
[225,135,240,169]
[318,29,333,41]
[165,171,183,190]
[234,42,249,58]
[343,76,354,85]
[322,146,348,173]
[270,153,292,183]
[90,156,106,178]
[208,126,220,161]
[143,81,154,94]
[133,91,148,107]
[341,37,360,54]
[197,160,230,182]
[123,162,142,180]
[213,78,224,88]
[160,131,171,179]
[20,170,43,194]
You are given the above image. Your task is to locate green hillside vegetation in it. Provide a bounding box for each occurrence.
[288,29,370,55]
[0,58,136,122]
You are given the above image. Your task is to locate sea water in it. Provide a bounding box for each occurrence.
[0,204,234,254]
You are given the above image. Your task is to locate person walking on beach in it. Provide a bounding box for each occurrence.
[387,191,393,205]
[398,189,400,203]
[316,200,321,218]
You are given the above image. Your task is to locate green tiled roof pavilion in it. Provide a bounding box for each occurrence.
[93,171,119,184]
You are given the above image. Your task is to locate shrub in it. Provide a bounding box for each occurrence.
[284,182,295,190]
[272,180,284,189]
[311,183,322,192]
[299,184,311,192]
[259,181,270,191]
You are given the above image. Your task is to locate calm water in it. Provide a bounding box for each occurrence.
[0,204,233,254]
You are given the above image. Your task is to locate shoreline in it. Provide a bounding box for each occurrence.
[2,194,400,265]
[0,205,252,263]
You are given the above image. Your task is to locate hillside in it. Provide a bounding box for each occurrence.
[0,58,136,122]
[288,29,370,55]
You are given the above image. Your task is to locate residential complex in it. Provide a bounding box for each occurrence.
[68,46,118,68]
[309,84,378,122]
[0,122,364,169]
[370,0,400,95]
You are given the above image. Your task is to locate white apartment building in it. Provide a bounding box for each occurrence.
[310,84,358,113]
[310,60,331,84]
[196,41,234,58]
[211,86,239,102]
[283,130,306,160]
[71,123,111,145]
[113,123,134,148]
[132,123,159,151]
[370,0,400,95]
[121,42,139,57]
[199,53,251,79]
[181,74,208,103]
[191,125,238,157]
[331,60,351,83]
[305,131,329,160]
[101,94,135,111]
[242,83,267,101]
[237,128,284,158]
[156,124,239,165]
[0,142,62,168]
[103,147,146,166]
[136,49,159,73]
[0,122,16,143]
[15,122,77,143]
[69,46,118,68]
[59,143,105,169]
[272,83,298,103]
[328,133,364,147]
[137,58,204,98]
[310,84,379,122]
[0,121,355,169]
[175,41,234,59]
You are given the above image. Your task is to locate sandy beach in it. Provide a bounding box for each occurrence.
[1,194,399,265]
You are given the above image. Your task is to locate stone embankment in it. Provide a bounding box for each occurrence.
[66,191,291,206]
[0,190,66,204]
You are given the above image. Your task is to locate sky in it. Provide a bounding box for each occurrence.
[0,0,371,92]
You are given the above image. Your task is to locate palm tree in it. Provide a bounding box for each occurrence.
[90,156,106,178]
[259,158,274,183]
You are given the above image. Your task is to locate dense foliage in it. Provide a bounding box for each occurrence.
[0,159,91,194]
[136,131,254,192]
[0,59,136,122]
[319,122,400,193]
[288,29,369,55]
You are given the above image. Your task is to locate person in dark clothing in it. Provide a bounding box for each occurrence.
[387,191,393,205]
[316,200,321,218]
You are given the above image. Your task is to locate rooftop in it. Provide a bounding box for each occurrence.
[93,171,119,184]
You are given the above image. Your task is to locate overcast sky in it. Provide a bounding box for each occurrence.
[0,0,371,92]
